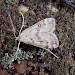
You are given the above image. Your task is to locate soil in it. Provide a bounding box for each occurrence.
[0,0,75,75]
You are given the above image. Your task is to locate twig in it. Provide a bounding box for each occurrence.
[6,1,16,38]
[7,10,16,38]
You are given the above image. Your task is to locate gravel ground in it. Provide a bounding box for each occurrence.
[0,0,75,75]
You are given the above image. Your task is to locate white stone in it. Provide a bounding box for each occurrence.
[18,5,29,13]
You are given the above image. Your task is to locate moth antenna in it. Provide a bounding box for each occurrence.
[17,12,25,51]
[19,12,25,34]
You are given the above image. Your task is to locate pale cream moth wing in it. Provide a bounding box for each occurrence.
[39,18,55,33]
[18,18,59,49]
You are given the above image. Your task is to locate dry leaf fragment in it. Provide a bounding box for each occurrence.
[0,69,10,75]
[28,61,34,67]
[13,61,26,74]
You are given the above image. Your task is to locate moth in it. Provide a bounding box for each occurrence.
[17,18,59,58]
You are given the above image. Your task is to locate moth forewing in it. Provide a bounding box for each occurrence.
[18,18,59,57]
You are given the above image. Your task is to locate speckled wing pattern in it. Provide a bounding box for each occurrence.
[18,18,59,49]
